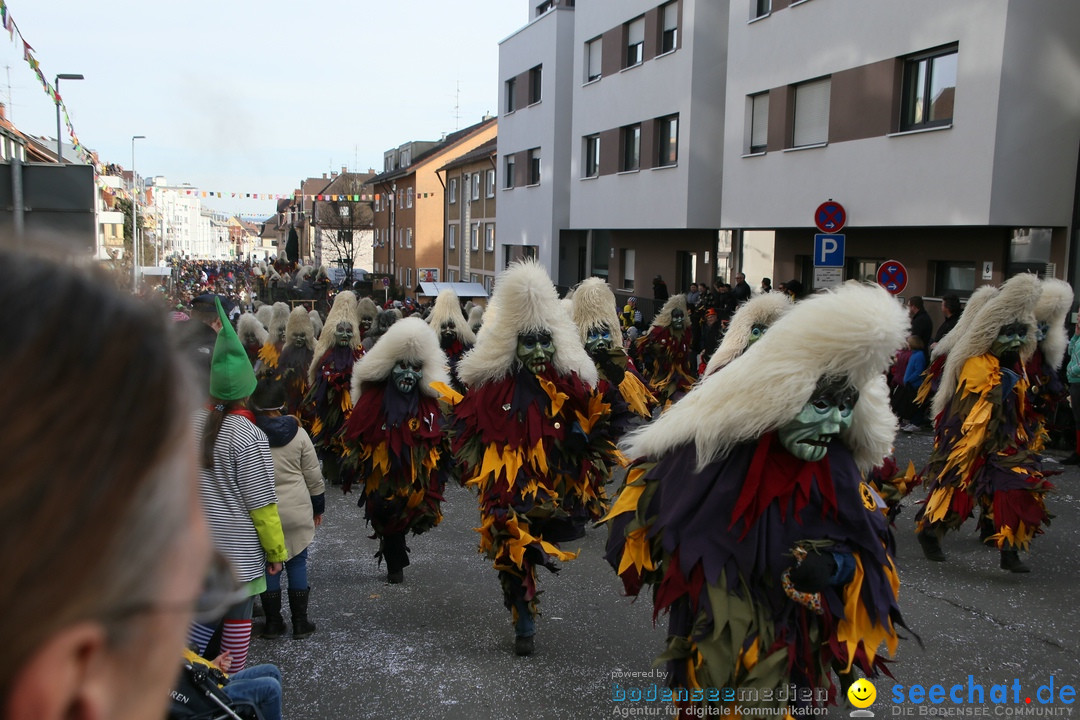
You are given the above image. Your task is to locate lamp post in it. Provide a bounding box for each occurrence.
[54,73,83,162]
[131,135,146,293]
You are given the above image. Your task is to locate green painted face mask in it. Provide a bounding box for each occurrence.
[391,361,423,395]
[990,322,1027,359]
[517,330,555,375]
[778,377,859,462]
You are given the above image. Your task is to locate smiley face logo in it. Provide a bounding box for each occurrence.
[848,678,877,709]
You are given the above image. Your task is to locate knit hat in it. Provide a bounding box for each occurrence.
[209,297,258,401]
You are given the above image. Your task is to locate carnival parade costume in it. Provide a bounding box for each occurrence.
[702,292,791,377]
[570,277,657,437]
[255,302,290,375]
[306,292,364,486]
[338,317,453,584]
[914,273,1053,573]
[427,288,476,393]
[237,313,268,366]
[1024,278,1072,453]
[277,306,316,418]
[442,260,616,656]
[605,282,911,716]
[914,285,999,412]
[635,294,695,408]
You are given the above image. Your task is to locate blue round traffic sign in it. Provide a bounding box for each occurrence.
[876,260,908,295]
[815,201,846,233]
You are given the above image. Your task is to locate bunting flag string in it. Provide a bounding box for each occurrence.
[0,0,98,170]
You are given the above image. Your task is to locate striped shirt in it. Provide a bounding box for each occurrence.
[194,411,278,583]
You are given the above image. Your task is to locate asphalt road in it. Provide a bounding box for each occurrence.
[248,429,1080,720]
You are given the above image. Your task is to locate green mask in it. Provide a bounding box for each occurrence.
[391,361,423,395]
[585,325,613,354]
[517,330,555,375]
[335,321,354,347]
[990,322,1027,358]
[670,309,685,331]
[778,377,858,462]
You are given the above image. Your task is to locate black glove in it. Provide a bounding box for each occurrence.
[789,551,837,593]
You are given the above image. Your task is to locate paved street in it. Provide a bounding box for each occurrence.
[250,429,1080,720]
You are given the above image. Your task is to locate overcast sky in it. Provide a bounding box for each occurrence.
[1,0,525,215]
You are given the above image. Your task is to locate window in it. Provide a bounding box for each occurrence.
[406,228,412,248]
[901,45,958,131]
[406,187,413,208]
[661,2,678,54]
[339,206,350,217]
[749,92,770,153]
[448,177,458,204]
[505,155,516,189]
[657,115,678,166]
[486,169,496,197]
[528,148,541,185]
[621,248,636,290]
[625,16,644,68]
[934,261,976,296]
[449,224,457,250]
[621,124,641,172]
[485,224,495,252]
[398,228,403,247]
[536,0,554,16]
[471,223,480,252]
[406,267,412,287]
[584,134,600,178]
[505,78,517,113]
[529,65,543,104]
[472,172,481,200]
[752,0,771,19]
[792,77,830,147]
[585,37,602,82]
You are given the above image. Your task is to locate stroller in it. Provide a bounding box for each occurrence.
[168,658,263,720]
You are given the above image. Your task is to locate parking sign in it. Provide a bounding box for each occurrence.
[814,234,845,268]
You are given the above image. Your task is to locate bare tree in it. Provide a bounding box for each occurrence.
[314,174,374,279]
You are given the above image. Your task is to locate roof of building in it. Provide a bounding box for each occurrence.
[365,116,496,187]
[438,137,498,172]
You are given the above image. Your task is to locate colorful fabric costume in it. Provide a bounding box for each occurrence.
[276,307,315,418]
[306,292,363,486]
[444,260,615,655]
[338,317,452,583]
[635,294,695,408]
[570,277,657,437]
[237,313,268,366]
[915,273,1052,572]
[605,282,911,715]
[427,288,476,392]
[1024,279,1072,453]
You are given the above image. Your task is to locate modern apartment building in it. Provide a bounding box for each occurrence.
[723,0,1080,299]
[439,138,498,293]
[366,116,497,297]
[499,0,1080,309]
[498,0,724,297]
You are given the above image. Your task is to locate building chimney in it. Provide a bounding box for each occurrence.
[322,173,328,179]
[341,165,348,175]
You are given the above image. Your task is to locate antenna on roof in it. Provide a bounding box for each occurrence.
[454,80,461,132]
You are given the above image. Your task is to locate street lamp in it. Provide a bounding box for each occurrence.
[131,135,146,293]
[54,73,83,162]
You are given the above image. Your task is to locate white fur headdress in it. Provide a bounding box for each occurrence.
[457,259,597,387]
[356,297,379,325]
[649,294,688,329]
[285,306,315,349]
[255,304,274,331]
[309,291,360,383]
[570,277,622,345]
[268,302,291,340]
[468,305,484,333]
[308,309,323,340]
[350,316,450,400]
[703,292,791,376]
[1036,278,1073,370]
[426,289,476,345]
[928,284,998,362]
[933,273,1041,417]
[621,281,908,473]
[236,313,268,347]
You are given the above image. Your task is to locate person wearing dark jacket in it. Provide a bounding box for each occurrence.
[908,296,933,349]
[653,274,670,302]
[932,294,962,347]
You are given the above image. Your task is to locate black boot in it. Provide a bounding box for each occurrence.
[977,515,996,545]
[917,530,947,562]
[259,590,285,639]
[1000,549,1030,573]
[382,533,410,584]
[288,588,317,638]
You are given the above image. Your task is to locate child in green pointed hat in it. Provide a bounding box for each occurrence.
[210,297,257,402]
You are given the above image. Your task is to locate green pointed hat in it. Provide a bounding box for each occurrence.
[209,297,257,401]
